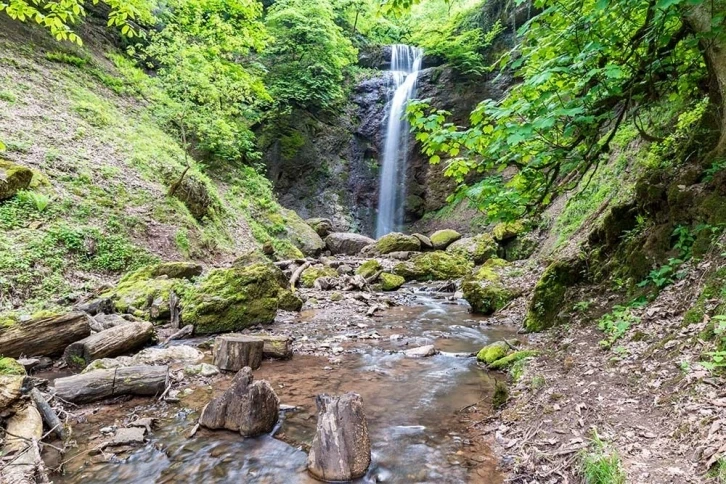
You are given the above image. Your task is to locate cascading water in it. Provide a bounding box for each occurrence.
[375,44,424,238]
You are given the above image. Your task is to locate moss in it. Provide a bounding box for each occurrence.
[375,232,421,254]
[475,258,509,282]
[430,229,461,249]
[0,357,26,376]
[181,262,293,334]
[524,258,584,332]
[698,193,726,226]
[393,251,472,281]
[446,234,498,264]
[300,266,339,288]
[492,221,525,242]
[356,260,382,279]
[488,350,539,370]
[462,281,513,315]
[119,262,203,284]
[0,159,33,200]
[380,272,405,291]
[330,291,343,302]
[476,341,509,364]
[279,208,325,256]
[277,289,304,312]
[106,271,192,320]
[492,380,508,410]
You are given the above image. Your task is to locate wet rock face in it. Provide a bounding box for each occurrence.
[199,367,279,437]
[307,392,371,482]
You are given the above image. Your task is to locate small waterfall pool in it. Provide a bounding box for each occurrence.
[376,44,424,238]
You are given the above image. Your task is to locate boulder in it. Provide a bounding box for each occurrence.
[325,232,376,255]
[89,313,134,332]
[380,272,405,291]
[300,265,339,288]
[253,335,293,359]
[185,363,220,377]
[82,345,204,372]
[374,232,421,254]
[412,233,433,250]
[181,261,301,334]
[306,217,334,237]
[492,221,525,242]
[393,251,472,281]
[281,208,325,256]
[462,281,513,315]
[488,350,539,370]
[199,367,279,437]
[446,234,498,264]
[403,345,438,357]
[430,229,461,249]
[307,393,371,481]
[475,258,509,282]
[355,260,383,279]
[0,160,33,200]
[524,257,584,332]
[476,341,510,364]
[0,357,26,376]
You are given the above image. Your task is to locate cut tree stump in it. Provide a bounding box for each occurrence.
[54,365,168,404]
[0,311,91,358]
[213,335,264,371]
[64,321,154,368]
[307,392,371,482]
[198,367,279,437]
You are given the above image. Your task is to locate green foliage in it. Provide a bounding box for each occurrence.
[16,190,50,212]
[702,315,726,372]
[638,225,696,289]
[264,0,357,111]
[45,51,88,67]
[704,158,726,183]
[580,431,626,484]
[597,299,646,349]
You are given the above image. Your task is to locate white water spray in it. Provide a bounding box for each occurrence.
[375,44,423,238]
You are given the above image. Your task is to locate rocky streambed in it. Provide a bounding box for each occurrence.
[38,288,517,483]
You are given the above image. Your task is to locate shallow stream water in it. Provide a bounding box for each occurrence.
[55,294,517,483]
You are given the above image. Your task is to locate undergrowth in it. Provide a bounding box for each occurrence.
[579,431,626,484]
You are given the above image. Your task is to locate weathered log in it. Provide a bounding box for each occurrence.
[253,335,293,360]
[213,335,264,371]
[29,387,66,440]
[199,367,279,437]
[289,261,312,290]
[0,312,91,358]
[54,365,168,404]
[0,376,25,412]
[307,392,371,482]
[63,321,154,368]
[1,400,44,484]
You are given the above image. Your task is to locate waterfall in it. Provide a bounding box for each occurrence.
[375,44,423,238]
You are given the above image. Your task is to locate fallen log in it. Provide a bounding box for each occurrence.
[29,387,66,440]
[0,400,44,484]
[54,365,168,404]
[290,261,312,290]
[64,321,154,368]
[213,335,264,371]
[161,324,194,346]
[0,312,91,358]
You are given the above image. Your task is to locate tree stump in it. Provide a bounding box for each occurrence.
[307,392,371,482]
[213,335,264,371]
[0,311,91,358]
[54,365,168,404]
[64,321,154,368]
[199,367,279,437]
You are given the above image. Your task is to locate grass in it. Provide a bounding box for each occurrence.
[580,432,626,484]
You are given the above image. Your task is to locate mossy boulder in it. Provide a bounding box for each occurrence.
[430,229,461,249]
[0,357,26,376]
[281,208,325,256]
[126,262,203,281]
[393,251,472,281]
[488,350,538,370]
[356,260,383,279]
[492,221,525,242]
[181,261,301,334]
[523,258,584,332]
[462,281,513,315]
[306,217,334,237]
[475,258,509,282]
[300,265,339,288]
[380,272,405,291]
[375,232,421,254]
[0,160,33,200]
[502,234,538,261]
[412,233,433,250]
[476,341,509,364]
[446,234,498,264]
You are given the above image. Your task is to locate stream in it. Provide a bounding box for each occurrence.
[54,292,517,483]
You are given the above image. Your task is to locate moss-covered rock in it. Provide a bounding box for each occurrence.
[492,221,525,242]
[476,341,509,364]
[412,233,433,250]
[306,217,333,237]
[475,258,509,282]
[462,281,513,315]
[492,380,509,409]
[523,258,584,332]
[375,232,421,254]
[122,262,203,282]
[181,261,299,334]
[278,288,304,312]
[356,260,382,279]
[446,234,498,264]
[502,234,538,261]
[300,265,339,288]
[280,208,325,256]
[0,159,33,200]
[380,272,405,291]
[430,229,461,249]
[171,172,219,221]
[488,350,538,370]
[0,357,26,376]
[393,251,472,281]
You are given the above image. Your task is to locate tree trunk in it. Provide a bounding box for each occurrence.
[63,321,154,368]
[54,365,168,404]
[0,312,91,358]
[213,335,264,371]
[307,393,371,482]
[198,367,279,437]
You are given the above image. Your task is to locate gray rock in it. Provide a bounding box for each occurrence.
[403,345,438,358]
[306,217,334,237]
[185,363,220,377]
[325,233,376,256]
[107,427,146,447]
